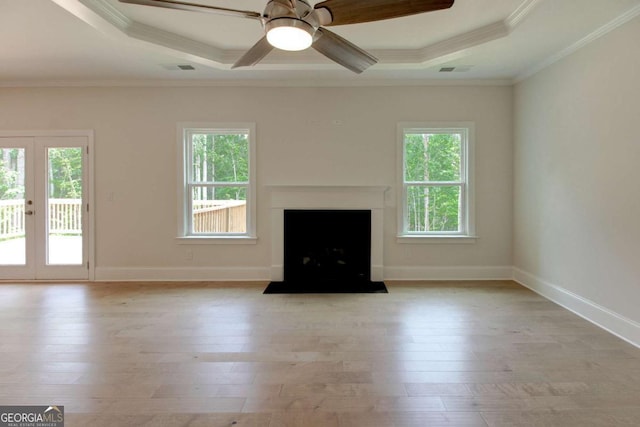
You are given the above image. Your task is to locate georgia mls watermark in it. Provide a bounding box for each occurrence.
[0,406,64,427]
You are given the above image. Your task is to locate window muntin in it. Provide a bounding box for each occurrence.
[179,125,255,238]
[399,124,473,237]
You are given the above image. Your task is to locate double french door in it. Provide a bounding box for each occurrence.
[0,135,91,280]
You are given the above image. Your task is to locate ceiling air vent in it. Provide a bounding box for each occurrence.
[161,64,196,71]
[439,65,473,73]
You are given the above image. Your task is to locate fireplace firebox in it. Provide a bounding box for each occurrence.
[285,209,371,284]
[264,209,387,293]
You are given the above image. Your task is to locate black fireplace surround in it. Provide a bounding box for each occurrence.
[264,209,387,293]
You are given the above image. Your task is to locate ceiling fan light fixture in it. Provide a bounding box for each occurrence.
[266,18,314,51]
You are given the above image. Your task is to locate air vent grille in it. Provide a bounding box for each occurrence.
[439,65,473,73]
[161,64,196,71]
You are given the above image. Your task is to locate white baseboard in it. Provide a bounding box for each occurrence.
[372,264,384,282]
[513,267,640,348]
[95,265,511,282]
[95,267,270,282]
[384,265,513,281]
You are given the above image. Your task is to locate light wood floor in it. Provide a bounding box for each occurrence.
[0,281,638,426]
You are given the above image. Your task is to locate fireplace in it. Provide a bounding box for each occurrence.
[284,210,371,285]
[267,186,388,293]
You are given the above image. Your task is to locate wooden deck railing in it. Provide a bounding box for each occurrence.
[193,200,246,233]
[0,199,82,238]
[48,199,83,234]
[0,200,26,238]
[0,199,245,238]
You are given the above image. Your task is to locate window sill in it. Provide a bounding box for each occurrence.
[176,236,258,245]
[397,235,477,244]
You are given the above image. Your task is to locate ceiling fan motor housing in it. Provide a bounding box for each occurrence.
[264,0,313,22]
[263,0,321,50]
[263,0,330,29]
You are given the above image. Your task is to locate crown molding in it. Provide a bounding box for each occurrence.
[79,0,131,29]
[126,20,226,65]
[0,78,514,88]
[51,0,130,36]
[516,3,640,82]
[53,0,541,71]
[506,0,544,29]
[414,21,510,65]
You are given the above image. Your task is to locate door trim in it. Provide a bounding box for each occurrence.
[0,130,95,280]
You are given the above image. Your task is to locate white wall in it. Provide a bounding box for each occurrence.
[514,16,640,341]
[0,84,513,280]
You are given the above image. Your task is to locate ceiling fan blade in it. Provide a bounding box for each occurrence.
[232,37,275,69]
[314,0,454,26]
[118,0,262,20]
[312,27,377,74]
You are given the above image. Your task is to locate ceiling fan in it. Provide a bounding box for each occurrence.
[118,0,455,73]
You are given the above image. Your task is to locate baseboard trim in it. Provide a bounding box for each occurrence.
[95,265,512,282]
[513,267,640,348]
[384,265,513,281]
[95,267,270,281]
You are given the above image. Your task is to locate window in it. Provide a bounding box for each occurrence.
[177,123,256,242]
[398,122,475,242]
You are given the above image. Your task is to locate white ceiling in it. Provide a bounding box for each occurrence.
[1,0,640,85]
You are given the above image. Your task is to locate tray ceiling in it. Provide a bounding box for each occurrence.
[1,0,640,84]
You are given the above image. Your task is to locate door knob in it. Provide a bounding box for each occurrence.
[25,210,34,215]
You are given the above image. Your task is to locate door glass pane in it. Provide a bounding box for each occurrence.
[47,147,83,265]
[0,148,26,265]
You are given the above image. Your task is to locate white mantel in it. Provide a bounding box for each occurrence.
[269,185,388,282]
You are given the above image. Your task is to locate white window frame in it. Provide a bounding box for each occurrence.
[397,122,476,244]
[176,122,257,244]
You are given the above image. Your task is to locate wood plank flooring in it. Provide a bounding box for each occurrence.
[0,280,638,426]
